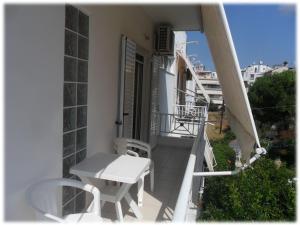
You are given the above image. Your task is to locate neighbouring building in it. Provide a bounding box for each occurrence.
[241,61,273,87]
[265,62,290,75]
[194,65,223,106]
[188,60,292,108]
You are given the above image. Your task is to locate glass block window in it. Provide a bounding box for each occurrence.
[63,4,89,216]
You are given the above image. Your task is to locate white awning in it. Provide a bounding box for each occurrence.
[201,5,261,162]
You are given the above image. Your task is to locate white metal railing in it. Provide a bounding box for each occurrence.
[172,117,206,222]
[159,113,203,137]
[175,104,207,118]
[204,132,217,171]
[202,87,222,91]
[210,95,223,100]
[158,104,207,137]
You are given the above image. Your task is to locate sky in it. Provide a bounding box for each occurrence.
[186,4,296,71]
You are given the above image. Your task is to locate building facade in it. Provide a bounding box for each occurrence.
[195,67,222,106]
[241,61,273,86]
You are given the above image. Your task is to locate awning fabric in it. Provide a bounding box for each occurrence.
[201,5,261,161]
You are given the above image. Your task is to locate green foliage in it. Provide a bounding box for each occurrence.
[211,142,235,171]
[200,71,296,221]
[210,130,236,170]
[223,130,236,143]
[248,70,295,168]
[200,158,296,221]
[248,71,295,128]
[267,138,296,169]
[260,138,272,150]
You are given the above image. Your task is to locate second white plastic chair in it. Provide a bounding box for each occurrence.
[113,138,154,206]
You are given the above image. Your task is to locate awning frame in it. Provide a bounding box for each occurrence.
[201,4,262,162]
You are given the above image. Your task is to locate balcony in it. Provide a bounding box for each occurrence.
[5,4,261,222]
[95,105,214,222]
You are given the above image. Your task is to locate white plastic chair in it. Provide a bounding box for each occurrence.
[113,138,154,206]
[26,178,105,223]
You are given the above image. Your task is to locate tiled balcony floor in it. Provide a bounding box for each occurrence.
[100,145,191,222]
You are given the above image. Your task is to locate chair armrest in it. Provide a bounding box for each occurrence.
[127,139,152,159]
[44,214,66,222]
[126,150,139,157]
[29,178,101,217]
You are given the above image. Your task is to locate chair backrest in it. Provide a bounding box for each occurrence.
[113,138,129,155]
[26,178,101,222]
[113,138,151,159]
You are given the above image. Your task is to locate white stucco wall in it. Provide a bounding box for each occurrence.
[5,5,155,220]
[169,31,187,75]
[5,5,65,220]
[159,31,187,115]
[174,31,187,57]
[159,69,177,114]
[186,80,195,103]
[76,5,154,157]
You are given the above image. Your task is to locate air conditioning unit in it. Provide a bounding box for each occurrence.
[155,24,174,56]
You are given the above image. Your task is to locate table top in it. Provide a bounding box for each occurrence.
[70,152,151,184]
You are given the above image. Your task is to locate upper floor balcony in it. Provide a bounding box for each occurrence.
[196,87,223,95]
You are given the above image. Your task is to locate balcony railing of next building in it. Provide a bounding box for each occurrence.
[158,104,208,138]
[203,87,222,91]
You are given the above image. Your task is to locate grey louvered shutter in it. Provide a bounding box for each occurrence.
[149,55,160,146]
[122,37,136,138]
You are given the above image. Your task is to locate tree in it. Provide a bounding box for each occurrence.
[248,71,295,130]
[201,158,296,221]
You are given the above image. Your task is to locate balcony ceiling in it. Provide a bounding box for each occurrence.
[142,5,203,31]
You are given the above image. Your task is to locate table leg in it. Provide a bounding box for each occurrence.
[115,201,124,222]
[124,193,143,219]
[137,176,144,207]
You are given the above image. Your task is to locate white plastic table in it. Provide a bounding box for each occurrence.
[70,152,150,220]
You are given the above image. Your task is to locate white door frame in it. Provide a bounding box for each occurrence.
[116,36,126,137]
[136,46,151,142]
